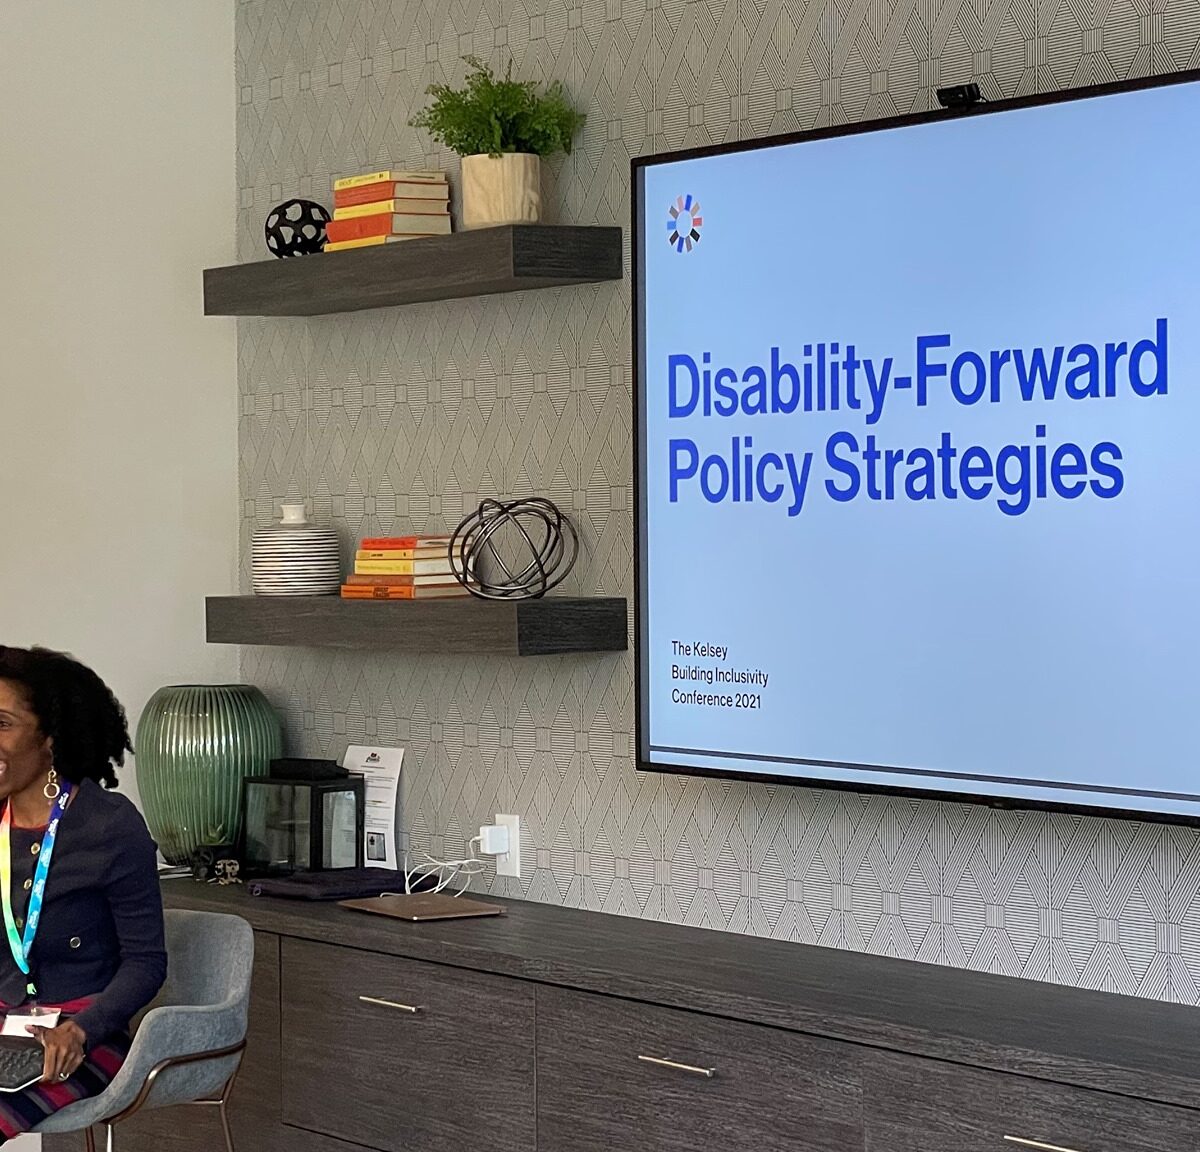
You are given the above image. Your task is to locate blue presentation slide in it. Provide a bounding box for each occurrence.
[636,79,1200,817]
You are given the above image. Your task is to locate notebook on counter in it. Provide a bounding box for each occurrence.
[338,892,505,922]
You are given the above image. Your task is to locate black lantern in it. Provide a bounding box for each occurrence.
[238,764,365,876]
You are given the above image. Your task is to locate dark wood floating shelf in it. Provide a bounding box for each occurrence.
[205,595,627,655]
[203,224,623,316]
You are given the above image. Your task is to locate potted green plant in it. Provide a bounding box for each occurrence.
[410,56,585,230]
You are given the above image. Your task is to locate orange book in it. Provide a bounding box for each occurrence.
[359,535,454,550]
[334,179,449,207]
[341,583,471,600]
[326,211,451,243]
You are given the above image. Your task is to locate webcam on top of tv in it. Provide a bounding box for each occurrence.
[936,82,983,111]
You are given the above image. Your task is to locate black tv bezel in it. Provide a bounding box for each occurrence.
[631,67,1200,828]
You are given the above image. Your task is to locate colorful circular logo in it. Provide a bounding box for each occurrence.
[668,194,702,252]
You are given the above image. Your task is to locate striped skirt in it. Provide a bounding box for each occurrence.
[0,999,129,1143]
[0,1032,129,1140]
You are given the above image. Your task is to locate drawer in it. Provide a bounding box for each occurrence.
[280,937,535,1152]
[863,1050,1200,1152]
[536,984,863,1152]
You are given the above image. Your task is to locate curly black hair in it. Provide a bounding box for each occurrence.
[0,646,131,789]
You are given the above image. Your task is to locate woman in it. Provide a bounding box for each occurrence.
[0,645,166,1140]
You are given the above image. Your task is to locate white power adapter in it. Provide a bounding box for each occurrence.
[477,823,511,856]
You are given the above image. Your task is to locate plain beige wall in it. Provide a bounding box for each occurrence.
[0,0,238,837]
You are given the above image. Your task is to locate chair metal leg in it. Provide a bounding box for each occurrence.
[219,1097,236,1152]
[79,1046,244,1152]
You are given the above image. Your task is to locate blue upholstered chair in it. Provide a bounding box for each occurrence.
[33,908,253,1152]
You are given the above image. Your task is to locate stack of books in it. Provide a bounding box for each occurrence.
[340,534,471,600]
[324,169,452,252]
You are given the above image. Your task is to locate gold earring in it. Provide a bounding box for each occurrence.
[43,768,60,801]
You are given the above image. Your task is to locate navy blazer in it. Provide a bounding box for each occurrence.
[4,778,167,1044]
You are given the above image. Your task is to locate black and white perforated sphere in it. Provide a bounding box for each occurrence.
[264,198,331,258]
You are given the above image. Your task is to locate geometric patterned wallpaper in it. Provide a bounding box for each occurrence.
[235,0,1200,1001]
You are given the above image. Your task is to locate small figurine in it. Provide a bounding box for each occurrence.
[212,859,242,886]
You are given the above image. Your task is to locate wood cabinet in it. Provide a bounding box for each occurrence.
[47,885,1200,1152]
[280,937,535,1152]
[863,1050,1200,1152]
[536,985,863,1152]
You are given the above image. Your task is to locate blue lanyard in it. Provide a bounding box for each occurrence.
[0,783,72,998]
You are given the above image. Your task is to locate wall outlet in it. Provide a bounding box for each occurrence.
[494,813,521,877]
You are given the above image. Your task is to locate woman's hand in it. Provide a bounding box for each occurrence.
[28,1020,87,1082]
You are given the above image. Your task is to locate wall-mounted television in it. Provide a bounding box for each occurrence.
[634,71,1200,823]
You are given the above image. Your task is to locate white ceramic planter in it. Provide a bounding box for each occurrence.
[460,152,542,229]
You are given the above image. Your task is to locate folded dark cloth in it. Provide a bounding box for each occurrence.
[247,867,428,901]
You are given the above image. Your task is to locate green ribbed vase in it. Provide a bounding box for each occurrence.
[135,684,282,865]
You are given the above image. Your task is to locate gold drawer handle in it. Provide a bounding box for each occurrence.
[358,995,423,1014]
[637,1055,716,1079]
[1004,1136,1084,1152]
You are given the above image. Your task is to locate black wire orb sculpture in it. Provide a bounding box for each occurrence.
[449,498,578,600]
[264,198,331,258]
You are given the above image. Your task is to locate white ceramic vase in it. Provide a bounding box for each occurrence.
[251,503,341,596]
[460,153,542,229]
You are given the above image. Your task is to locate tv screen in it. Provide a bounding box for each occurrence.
[634,73,1200,822]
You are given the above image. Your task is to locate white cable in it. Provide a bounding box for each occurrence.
[380,835,487,897]
[401,834,487,896]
